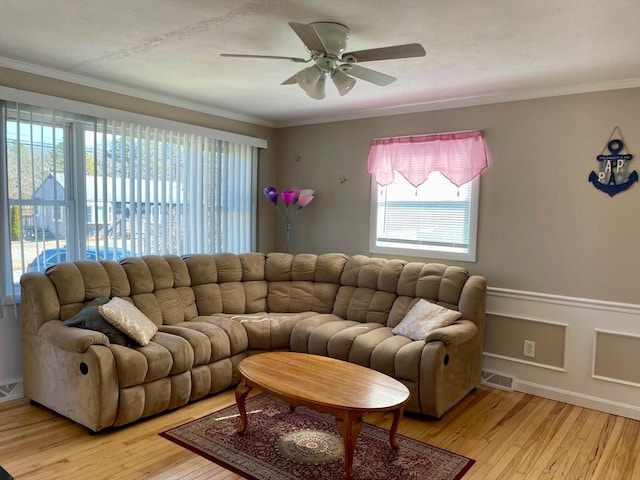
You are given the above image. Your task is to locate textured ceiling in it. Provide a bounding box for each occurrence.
[0,0,639,126]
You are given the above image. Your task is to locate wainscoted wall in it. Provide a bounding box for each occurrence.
[483,288,640,420]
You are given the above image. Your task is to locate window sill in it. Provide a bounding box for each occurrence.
[369,244,476,263]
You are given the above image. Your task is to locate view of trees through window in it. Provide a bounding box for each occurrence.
[3,102,257,290]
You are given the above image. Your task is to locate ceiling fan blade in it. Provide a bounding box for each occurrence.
[288,22,328,54]
[344,64,396,86]
[342,43,426,63]
[281,73,298,85]
[221,53,308,63]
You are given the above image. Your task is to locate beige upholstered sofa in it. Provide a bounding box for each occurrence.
[20,252,486,432]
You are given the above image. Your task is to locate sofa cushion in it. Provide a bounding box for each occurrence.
[159,325,212,366]
[63,297,132,346]
[327,322,385,360]
[392,299,461,341]
[333,286,396,324]
[234,312,316,350]
[178,317,241,360]
[268,281,339,314]
[99,297,158,346]
[307,319,361,356]
[371,333,424,381]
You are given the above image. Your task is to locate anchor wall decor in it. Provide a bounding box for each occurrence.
[589,127,637,197]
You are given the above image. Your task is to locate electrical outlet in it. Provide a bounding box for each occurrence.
[523,340,536,358]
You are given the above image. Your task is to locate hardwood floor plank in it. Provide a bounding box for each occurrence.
[566,412,616,480]
[499,402,576,479]
[0,386,638,480]
[530,405,588,480]
[466,395,554,479]
[514,403,582,479]
[613,419,640,480]
[590,415,634,480]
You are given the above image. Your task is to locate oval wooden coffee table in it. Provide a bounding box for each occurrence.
[235,352,410,480]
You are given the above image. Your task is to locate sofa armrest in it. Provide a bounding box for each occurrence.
[39,321,110,353]
[423,319,478,347]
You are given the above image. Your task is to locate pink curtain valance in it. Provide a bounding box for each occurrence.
[367,130,488,188]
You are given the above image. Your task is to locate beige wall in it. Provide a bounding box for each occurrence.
[0,66,279,253]
[276,88,640,304]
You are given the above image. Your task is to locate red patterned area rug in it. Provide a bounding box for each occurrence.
[160,394,475,480]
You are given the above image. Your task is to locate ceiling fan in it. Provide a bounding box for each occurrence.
[221,22,426,99]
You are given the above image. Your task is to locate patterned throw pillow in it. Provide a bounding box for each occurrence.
[63,297,132,346]
[392,299,461,341]
[98,297,158,346]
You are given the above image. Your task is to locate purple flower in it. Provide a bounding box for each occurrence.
[263,186,278,204]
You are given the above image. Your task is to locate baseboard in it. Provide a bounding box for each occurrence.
[513,378,640,420]
[0,381,23,403]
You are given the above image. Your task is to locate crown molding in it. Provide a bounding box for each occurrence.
[275,78,640,127]
[0,57,276,128]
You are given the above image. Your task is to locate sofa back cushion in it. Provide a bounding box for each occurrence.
[266,253,348,313]
[119,256,200,326]
[333,256,404,324]
[184,252,267,315]
[48,261,113,321]
[333,256,470,327]
[386,263,470,328]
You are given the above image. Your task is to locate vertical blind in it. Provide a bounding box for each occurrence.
[1,100,258,296]
[85,119,258,258]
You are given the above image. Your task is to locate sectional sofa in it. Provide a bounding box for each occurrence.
[20,252,486,432]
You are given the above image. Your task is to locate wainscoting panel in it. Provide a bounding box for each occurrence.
[484,314,567,370]
[592,330,640,387]
[483,288,640,420]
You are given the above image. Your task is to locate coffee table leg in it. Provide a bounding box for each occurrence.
[336,413,363,480]
[389,407,404,450]
[235,379,252,434]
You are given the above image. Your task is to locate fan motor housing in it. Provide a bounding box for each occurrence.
[309,22,350,55]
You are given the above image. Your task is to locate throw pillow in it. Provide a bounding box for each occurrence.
[63,297,132,346]
[392,298,461,341]
[98,297,158,346]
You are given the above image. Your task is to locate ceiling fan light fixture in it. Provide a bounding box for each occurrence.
[296,65,325,99]
[332,69,356,96]
[306,75,326,100]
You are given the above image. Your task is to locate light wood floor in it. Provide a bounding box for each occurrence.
[1,386,638,479]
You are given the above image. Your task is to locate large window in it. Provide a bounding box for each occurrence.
[1,99,260,296]
[370,172,479,261]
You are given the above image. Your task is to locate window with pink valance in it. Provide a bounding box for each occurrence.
[367,130,489,188]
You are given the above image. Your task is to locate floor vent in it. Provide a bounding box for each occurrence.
[481,370,514,391]
[0,382,23,403]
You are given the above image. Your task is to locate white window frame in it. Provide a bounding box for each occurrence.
[369,174,480,262]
